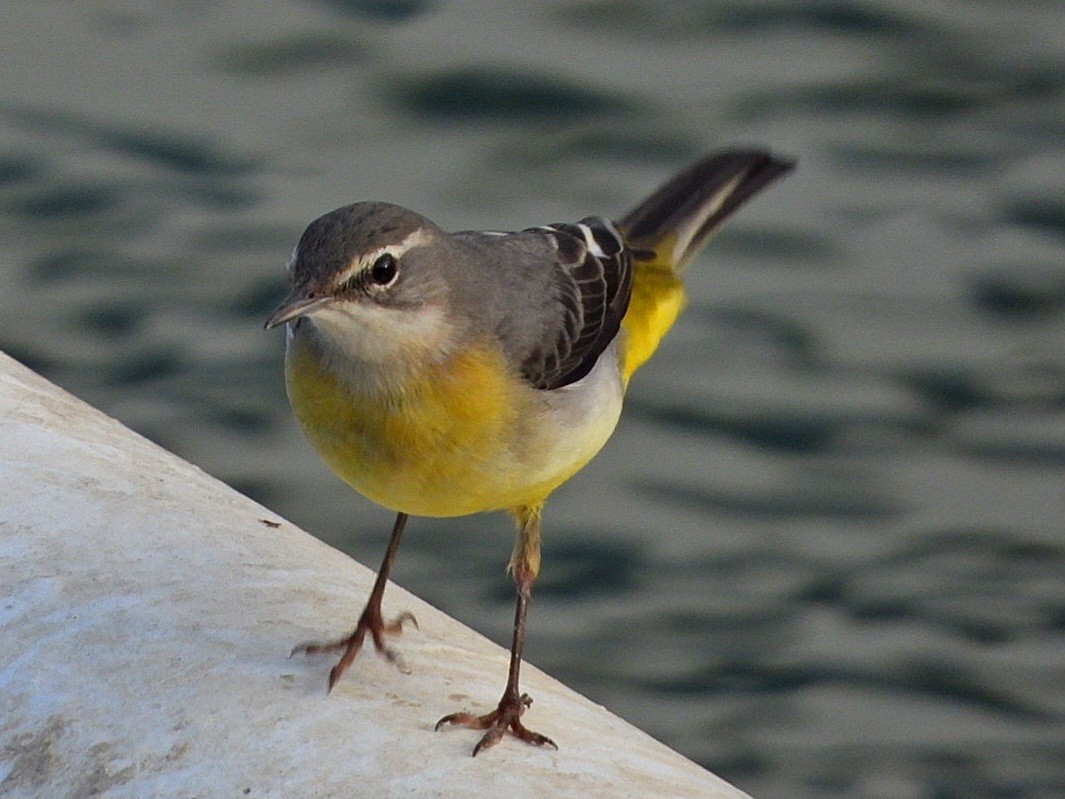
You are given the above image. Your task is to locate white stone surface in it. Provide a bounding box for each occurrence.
[0,350,750,799]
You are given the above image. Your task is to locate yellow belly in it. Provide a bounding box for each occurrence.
[285,334,603,517]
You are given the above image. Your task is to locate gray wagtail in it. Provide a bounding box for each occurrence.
[266,150,794,755]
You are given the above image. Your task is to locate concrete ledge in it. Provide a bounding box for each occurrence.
[0,350,750,798]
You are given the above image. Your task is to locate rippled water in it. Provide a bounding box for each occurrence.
[2,2,1064,797]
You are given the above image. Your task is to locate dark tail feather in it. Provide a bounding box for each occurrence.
[618,150,795,272]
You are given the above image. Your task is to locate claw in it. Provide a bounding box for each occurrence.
[293,609,419,691]
[437,692,557,756]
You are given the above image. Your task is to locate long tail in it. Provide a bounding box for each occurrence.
[617,150,794,381]
[619,150,795,273]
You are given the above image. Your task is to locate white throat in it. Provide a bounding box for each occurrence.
[292,300,456,394]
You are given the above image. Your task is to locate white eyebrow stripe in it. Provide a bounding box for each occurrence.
[331,227,433,289]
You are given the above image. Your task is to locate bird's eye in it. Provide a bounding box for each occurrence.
[370,253,398,286]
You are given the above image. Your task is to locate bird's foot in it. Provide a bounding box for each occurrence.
[436,691,557,756]
[292,608,418,691]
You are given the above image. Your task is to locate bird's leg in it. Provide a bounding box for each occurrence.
[436,505,557,755]
[292,512,418,692]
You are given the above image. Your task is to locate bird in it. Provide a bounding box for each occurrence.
[265,150,794,755]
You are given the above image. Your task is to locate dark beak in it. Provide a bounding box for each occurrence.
[264,294,334,330]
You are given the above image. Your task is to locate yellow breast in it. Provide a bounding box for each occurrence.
[285,332,605,517]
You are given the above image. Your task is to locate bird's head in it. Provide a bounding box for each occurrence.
[265,202,460,381]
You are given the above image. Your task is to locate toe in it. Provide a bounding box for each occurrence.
[472,726,505,756]
[383,611,418,634]
[516,726,557,750]
[435,711,484,731]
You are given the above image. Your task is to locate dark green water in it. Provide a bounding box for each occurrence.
[2,2,1063,797]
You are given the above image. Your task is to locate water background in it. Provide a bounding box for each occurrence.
[2,2,1064,797]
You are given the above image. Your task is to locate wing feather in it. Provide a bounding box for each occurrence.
[518,217,632,390]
